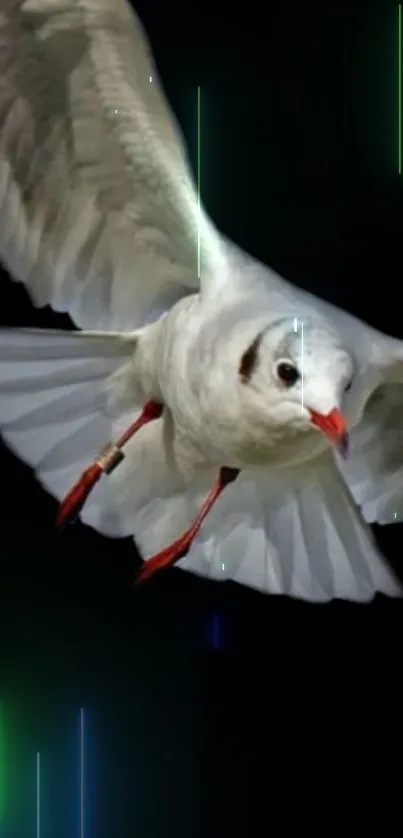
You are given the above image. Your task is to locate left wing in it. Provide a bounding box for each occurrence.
[0,0,225,331]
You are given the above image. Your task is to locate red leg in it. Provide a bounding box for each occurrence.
[57,400,163,530]
[135,467,240,585]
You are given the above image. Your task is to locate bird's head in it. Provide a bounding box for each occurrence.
[236,316,354,457]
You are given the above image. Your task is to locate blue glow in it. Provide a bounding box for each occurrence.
[208,612,224,651]
[79,709,85,838]
[213,614,220,648]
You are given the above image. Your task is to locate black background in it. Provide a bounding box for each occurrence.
[0,3,402,837]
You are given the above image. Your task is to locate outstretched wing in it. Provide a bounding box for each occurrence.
[338,367,403,527]
[287,276,403,527]
[0,0,224,330]
[237,256,403,531]
[176,452,401,602]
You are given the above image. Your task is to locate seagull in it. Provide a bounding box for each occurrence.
[0,0,402,602]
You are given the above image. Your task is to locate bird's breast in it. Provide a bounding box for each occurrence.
[173,408,330,471]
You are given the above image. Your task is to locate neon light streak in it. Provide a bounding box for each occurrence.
[36,752,40,838]
[79,708,85,838]
[0,703,5,826]
[197,86,201,278]
[212,613,220,649]
[399,5,402,173]
[300,320,304,413]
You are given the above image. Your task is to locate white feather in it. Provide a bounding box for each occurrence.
[338,382,403,526]
[0,326,217,542]
[0,328,139,533]
[0,2,402,604]
[0,0,225,331]
[176,455,401,602]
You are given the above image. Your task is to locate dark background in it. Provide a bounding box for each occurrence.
[0,3,402,836]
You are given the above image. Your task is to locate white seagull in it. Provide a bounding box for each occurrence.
[0,0,402,602]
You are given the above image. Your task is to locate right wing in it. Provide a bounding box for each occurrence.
[0,0,225,331]
[248,259,403,530]
[176,452,401,602]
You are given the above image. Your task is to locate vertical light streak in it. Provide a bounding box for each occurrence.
[36,752,40,838]
[0,703,5,827]
[213,613,219,649]
[399,5,402,173]
[79,708,85,838]
[300,320,304,412]
[197,86,201,278]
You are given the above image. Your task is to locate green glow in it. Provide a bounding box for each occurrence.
[197,86,201,278]
[399,4,402,173]
[0,703,4,823]
[36,753,40,838]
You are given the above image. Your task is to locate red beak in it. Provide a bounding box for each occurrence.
[309,407,349,457]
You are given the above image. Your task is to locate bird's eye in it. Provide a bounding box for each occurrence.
[344,378,353,393]
[276,361,300,387]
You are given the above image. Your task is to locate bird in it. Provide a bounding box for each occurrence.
[0,0,402,603]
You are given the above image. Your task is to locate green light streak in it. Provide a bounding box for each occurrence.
[399,4,402,173]
[36,752,40,838]
[197,86,201,278]
[0,703,5,824]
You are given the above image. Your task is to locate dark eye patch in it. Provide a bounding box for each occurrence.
[238,334,262,383]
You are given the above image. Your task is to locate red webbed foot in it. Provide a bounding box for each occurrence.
[135,467,240,585]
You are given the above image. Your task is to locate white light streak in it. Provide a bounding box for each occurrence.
[197,87,201,278]
[300,320,304,413]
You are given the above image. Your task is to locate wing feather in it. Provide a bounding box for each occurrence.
[290,279,403,528]
[0,0,224,330]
